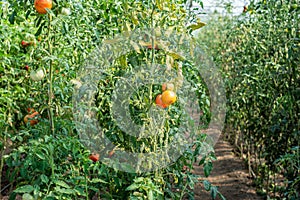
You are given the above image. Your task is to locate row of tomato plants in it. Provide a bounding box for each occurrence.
[0,0,220,199]
[198,0,299,199]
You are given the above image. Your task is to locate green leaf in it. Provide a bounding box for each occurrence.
[9,192,17,200]
[148,190,153,200]
[90,178,107,184]
[218,192,226,200]
[126,183,139,191]
[204,161,213,177]
[54,180,70,189]
[35,22,46,37]
[134,177,145,183]
[130,40,141,54]
[211,186,218,199]
[22,193,34,200]
[74,187,86,196]
[35,16,43,27]
[203,180,211,191]
[9,11,16,24]
[40,174,49,184]
[55,187,74,195]
[14,185,34,193]
[36,152,45,160]
[188,18,206,31]
[198,156,206,166]
[210,153,217,161]
[25,10,31,19]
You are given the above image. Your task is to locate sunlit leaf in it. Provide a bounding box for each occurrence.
[14,185,34,193]
[166,55,174,70]
[188,18,206,31]
[130,41,141,54]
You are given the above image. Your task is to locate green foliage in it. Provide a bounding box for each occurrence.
[0,0,217,199]
[198,0,299,198]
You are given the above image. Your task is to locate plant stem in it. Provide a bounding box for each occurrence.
[0,128,7,196]
[50,147,55,180]
[47,14,55,135]
[149,1,156,102]
[150,2,156,66]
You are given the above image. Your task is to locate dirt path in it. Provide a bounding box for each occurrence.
[193,138,264,200]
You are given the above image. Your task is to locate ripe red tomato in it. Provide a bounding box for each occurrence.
[155,94,168,109]
[34,0,52,14]
[89,153,100,162]
[24,65,30,71]
[24,111,39,126]
[21,40,34,47]
[21,40,29,47]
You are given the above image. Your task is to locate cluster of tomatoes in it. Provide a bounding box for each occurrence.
[22,1,52,126]
[21,0,52,49]
[30,0,176,163]
[31,0,99,164]
[21,0,52,73]
[89,83,177,162]
[155,83,177,109]
[24,108,40,126]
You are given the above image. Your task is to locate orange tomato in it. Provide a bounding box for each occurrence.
[89,153,100,162]
[161,90,177,106]
[155,94,168,109]
[34,0,52,14]
[24,111,39,126]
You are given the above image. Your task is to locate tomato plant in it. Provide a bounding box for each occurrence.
[0,0,218,199]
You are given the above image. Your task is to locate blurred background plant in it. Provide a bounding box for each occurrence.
[197,0,299,199]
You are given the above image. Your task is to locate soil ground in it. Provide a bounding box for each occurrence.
[192,137,264,200]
